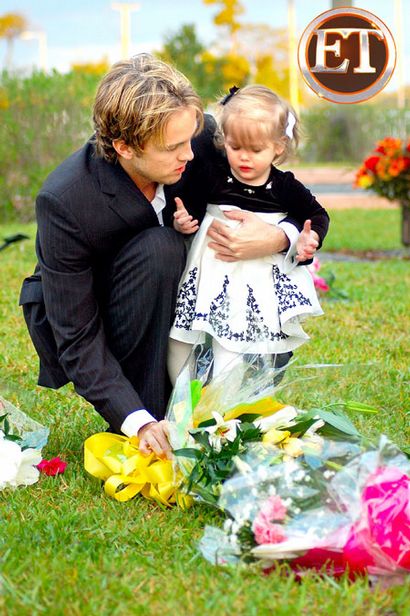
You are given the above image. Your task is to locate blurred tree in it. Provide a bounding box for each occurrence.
[237,24,307,104]
[220,52,250,89]
[156,24,226,103]
[203,0,244,50]
[71,58,110,76]
[0,13,28,69]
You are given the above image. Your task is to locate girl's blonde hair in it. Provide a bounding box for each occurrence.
[93,53,203,162]
[215,85,299,166]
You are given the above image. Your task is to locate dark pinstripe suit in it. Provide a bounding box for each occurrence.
[19,124,216,432]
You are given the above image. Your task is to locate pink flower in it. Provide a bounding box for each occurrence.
[37,456,67,476]
[309,256,321,273]
[252,495,288,545]
[253,519,286,545]
[260,495,287,521]
[312,274,330,292]
[308,258,330,292]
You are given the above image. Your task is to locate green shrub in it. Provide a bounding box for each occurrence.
[300,104,410,164]
[0,70,99,222]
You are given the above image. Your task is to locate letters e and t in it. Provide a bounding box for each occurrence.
[311,28,384,74]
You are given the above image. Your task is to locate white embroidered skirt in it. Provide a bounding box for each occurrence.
[169,204,323,354]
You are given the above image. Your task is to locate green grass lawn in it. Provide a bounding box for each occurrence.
[324,209,404,252]
[1,214,410,616]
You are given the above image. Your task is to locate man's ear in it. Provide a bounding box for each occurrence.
[112,139,134,160]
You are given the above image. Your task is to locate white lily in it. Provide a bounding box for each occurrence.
[204,412,240,452]
[254,406,298,433]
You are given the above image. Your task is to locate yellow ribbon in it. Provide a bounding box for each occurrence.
[84,433,192,508]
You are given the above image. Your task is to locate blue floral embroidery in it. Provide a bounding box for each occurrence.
[173,267,198,329]
[174,272,288,343]
[245,285,287,342]
[272,265,312,315]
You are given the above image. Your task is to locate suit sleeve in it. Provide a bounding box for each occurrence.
[280,171,330,248]
[36,190,144,431]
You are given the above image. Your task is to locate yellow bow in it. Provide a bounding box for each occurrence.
[84,433,192,508]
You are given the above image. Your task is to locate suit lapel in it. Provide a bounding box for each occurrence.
[95,155,158,228]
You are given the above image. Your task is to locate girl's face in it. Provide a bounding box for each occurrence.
[223,119,285,186]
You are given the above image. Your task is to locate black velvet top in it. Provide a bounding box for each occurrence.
[165,115,329,246]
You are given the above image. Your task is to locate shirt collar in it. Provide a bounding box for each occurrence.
[151,184,165,215]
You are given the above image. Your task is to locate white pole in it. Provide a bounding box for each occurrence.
[287,0,299,114]
[20,30,48,71]
[394,0,405,109]
[111,3,140,60]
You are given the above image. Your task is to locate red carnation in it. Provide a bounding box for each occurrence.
[364,156,379,172]
[37,456,67,476]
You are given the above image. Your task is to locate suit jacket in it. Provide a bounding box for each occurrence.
[19,115,217,428]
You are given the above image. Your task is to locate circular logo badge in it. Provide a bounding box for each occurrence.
[298,7,396,103]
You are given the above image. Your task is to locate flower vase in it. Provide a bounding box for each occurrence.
[401,200,410,247]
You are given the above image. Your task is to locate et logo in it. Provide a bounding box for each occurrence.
[298,7,396,103]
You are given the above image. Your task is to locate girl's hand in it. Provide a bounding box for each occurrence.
[296,220,319,262]
[207,210,289,261]
[173,197,199,234]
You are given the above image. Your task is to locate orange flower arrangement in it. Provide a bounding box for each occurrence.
[355,137,410,202]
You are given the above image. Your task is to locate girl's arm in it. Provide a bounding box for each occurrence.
[280,171,330,247]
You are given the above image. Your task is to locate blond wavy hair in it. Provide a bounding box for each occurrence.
[93,54,204,162]
[215,85,299,166]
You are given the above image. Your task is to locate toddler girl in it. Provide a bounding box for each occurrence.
[168,85,329,381]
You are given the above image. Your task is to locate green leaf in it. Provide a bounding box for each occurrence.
[234,413,261,423]
[197,418,216,428]
[174,447,203,460]
[287,418,318,436]
[313,409,360,437]
[190,430,211,448]
[238,422,261,436]
[4,434,21,442]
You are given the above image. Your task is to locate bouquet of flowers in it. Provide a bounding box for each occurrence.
[354,137,410,202]
[199,435,410,584]
[166,343,375,507]
[84,344,375,508]
[0,395,49,490]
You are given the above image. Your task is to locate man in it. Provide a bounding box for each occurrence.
[20,54,304,459]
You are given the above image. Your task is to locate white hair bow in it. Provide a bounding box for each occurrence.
[285,112,296,139]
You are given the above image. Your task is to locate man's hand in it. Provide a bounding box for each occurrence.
[138,420,172,459]
[173,197,199,234]
[207,210,289,261]
[296,220,319,262]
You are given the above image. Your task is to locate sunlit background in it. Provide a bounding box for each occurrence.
[1,0,409,107]
[1,0,409,225]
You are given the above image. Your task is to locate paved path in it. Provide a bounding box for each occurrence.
[293,166,396,210]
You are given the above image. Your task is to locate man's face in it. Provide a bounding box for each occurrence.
[122,106,198,188]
